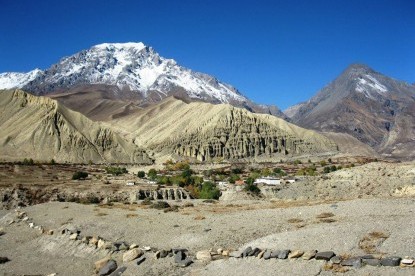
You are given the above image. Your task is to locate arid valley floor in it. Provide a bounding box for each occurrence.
[0,160,414,276]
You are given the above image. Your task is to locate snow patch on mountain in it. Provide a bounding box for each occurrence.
[0,69,42,89]
[356,74,388,98]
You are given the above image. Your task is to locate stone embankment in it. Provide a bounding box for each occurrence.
[2,209,413,275]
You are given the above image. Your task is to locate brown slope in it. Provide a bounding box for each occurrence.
[0,89,152,164]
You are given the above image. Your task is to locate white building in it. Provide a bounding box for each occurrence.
[254,177,281,185]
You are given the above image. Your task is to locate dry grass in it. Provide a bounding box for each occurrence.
[194,214,206,220]
[287,218,304,223]
[126,213,138,218]
[323,263,349,273]
[359,231,389,254]
[96,212,108,217]
[316,212,335,219]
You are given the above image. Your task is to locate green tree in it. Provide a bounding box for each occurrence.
[199,182,221,199]
[147,169,158,180]
[244,183,261,195]
[137,171,145,178]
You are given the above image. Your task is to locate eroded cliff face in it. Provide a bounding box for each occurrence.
[0,90,152,164]
[143,104,338,161]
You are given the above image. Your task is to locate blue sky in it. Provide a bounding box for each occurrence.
[0,0,414,109]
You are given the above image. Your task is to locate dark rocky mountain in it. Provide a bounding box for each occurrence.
[285,64,415,160]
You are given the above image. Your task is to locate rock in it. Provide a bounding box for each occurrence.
[95,257,111,272]
[242,247,252,258]
[363,258,381,266]
[278,250,290,259]
[315,251,335,261]
[341,257,362,268]
[142,246,151,251]
[361,254,375,259]
[381,256,401,266]
[257,251,265,259]
[0,257,10,264]
[154,251,161,259]
[196,250,212,261]
[0,230,5,236]
[263,249,272,260]
[229,250,242,258]
[28,222,34,228]
[172,248,187,254]
[98,239,106,249]
[115,242,129,251]
[123,248,143,262]
[69,233,78,240]
[176,258,193,267]
[174,251,186,263]
[47,230,54,235]
[160,250,169,258]
[302,250,317,260]
[270,250,280,259]
[22,217,29,222]
[16,211,26,219]
[250,248,261,257]
[90,236,99,246]
[222,250,230,257]
[217,248,223,254]
[136,256,146,266]
[108,266,127,276]
[129,243,138,249]
[99,259,117,276]
[401,258,414,265]
[288,250,304,259]
[8,220,14,225]
[330,256,341,264]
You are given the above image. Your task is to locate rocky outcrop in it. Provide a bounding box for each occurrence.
[116,98,338,161]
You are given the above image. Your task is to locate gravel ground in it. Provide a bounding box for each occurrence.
[0,197,414,276]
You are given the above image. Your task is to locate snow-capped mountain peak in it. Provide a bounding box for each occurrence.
[0,68,42,89]
[2,42,247,104]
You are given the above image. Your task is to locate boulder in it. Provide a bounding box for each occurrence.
[98,259,117,276]
[278,250,290,259]
[250,248,261,257]
[123,248,143,262]
[69,233,78,240]
[380,257,401,266]
[47,230,54,235]
[362,258,381,266]
[95,257,111,272]
[263,250,272,260]
[154,251,161,259]
[196,250,212,261]
[174,251,185,263]
[136,256,146,266]
[229,251,242,258]
[302,250,317,260]
[270,250,280,258]
[129,244,138,249]
[288,250,304,259]
[330,256,341,264]
[341,257,362,268]
[257,251,265,259]
[108,266,126,276]
[118,242,129,251]
[217,248,223,254]
[97,239,106,249]
[222,250,230,257]
[242,247,252,258]
[401,258,414,265]
[176,258,193,267]
[315,251,335,261]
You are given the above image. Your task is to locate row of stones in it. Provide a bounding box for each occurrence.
[232,246,415,269]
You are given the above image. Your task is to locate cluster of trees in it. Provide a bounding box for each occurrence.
[323,165,343,174]
[105,166,128,176]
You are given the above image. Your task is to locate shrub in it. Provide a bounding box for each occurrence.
[72,171,88,180]
[147,169,158,180]
[141,198,152,205]
[244,183,261,195]
[105,167,128,176]
[150,201,170,209]
[231,167,243,174]
[229,174,241,184]
[137,171,145,178]
[199,182,221,200]
[320,160,327,167]
[22,158,34,165]
[50,159,56,165]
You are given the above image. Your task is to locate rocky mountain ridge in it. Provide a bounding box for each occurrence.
[0,42,285,117]
[285,64,415,160]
